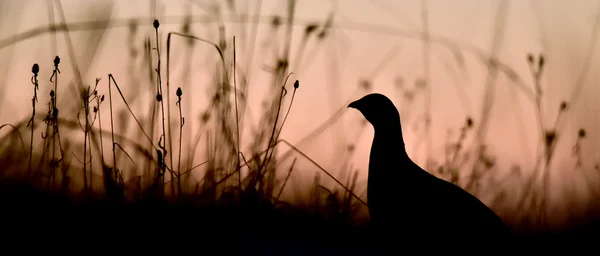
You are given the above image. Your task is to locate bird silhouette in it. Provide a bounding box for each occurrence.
[348,93,512,249]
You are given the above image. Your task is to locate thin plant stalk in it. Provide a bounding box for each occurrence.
[233,36,241,187]
[257,74,296,181]
[153,19,170,196]
[84,87,89,192]
[28,64,40,177]
[421,0,433,170]
[97,93,105,168]
[108,74,118,183]
[50,56,61,189]
[176,87,183,196]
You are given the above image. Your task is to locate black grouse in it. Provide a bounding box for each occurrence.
[348,93,512,248]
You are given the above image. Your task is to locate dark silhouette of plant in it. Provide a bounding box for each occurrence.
[27,63,39,176]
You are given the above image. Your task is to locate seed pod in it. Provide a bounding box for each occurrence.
[32,63,39,74]
[579,128,586,138]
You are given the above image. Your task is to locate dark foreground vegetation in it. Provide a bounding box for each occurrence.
[1,178,599,254]
[0,179,373,254]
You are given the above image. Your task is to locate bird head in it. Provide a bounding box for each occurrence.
[348,93,401,130]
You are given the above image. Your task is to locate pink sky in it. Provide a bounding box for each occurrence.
[1,0,599,227]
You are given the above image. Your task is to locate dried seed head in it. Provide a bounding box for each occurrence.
[32,63,39,74]
[93,106,97,113]
[181,19,190,34]
[129,20,138,34]
[50,90,55,97]
[545,130,557,146]
[347,144,355,152]
[527,53,534,64]
[200,112,210,122]
[466,117,473,128]
[156,94,162,102]
[153,19,160,29]
[305,24,318,35]
[53,56,60,66]
[359,79,371,90]
[317,30,327,39]
[579,128,586,138]
[277,59,288,70]
[176,87,182,97]
[403,90,415,101]
[219,36,227,51]
[394,76,405,88]
[559,101,567,111]
[130,49,138,58]
[271,16,281,27]
[101,95,105,102]
[294,80,299,89]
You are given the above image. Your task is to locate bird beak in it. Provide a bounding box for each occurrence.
[348,100,359,109]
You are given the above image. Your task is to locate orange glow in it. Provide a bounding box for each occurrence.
[0,0,599,232]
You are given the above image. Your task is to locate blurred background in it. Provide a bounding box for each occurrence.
[1,0,599,234]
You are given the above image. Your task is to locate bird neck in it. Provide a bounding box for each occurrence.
[373,125,408,157]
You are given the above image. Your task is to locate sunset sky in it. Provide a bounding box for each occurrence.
[0,0,599,227]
